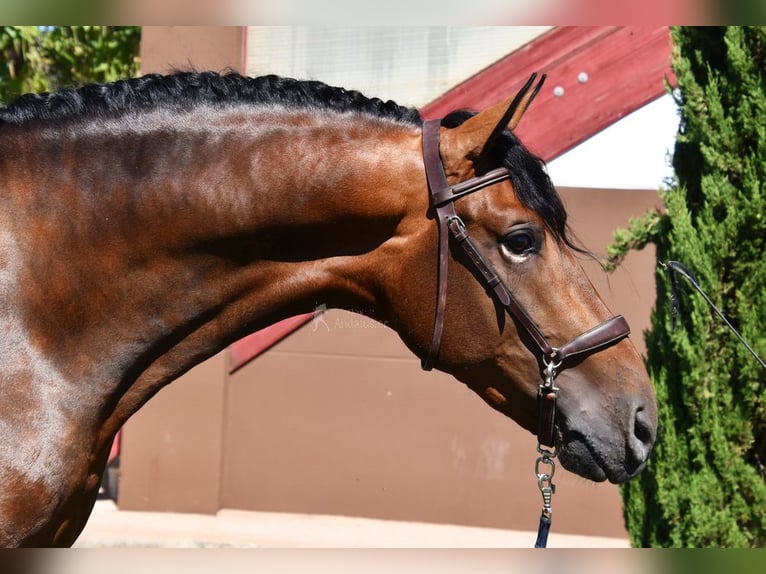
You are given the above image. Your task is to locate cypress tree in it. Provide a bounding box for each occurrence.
[609,26,766,547]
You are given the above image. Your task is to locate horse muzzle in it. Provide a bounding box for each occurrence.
[556,387,657,484]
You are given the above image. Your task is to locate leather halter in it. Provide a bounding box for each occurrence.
[420,118,631,448]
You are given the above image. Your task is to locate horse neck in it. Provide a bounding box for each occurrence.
[5,107,424,421]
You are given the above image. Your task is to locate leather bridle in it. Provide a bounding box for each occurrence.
[420,117,631,449]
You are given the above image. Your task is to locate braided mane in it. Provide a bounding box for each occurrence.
[0,71,422,126]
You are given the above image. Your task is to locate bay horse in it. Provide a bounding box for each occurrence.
[0,71,657,547]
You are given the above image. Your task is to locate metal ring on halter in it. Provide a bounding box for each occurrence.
[535,453,556,481]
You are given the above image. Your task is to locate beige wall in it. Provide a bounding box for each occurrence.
[118,27,662,540]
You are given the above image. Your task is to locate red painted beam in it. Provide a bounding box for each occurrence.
[421,27,616,120]
[422,26,676,162]
[229,312,316,374]
[229,26,675,374]
[108,430,121,465]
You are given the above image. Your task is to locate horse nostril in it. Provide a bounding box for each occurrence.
[634,407,654,446]
[627,406,656,474]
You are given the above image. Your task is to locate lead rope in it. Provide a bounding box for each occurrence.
[664,260,766,371]
[534,359,560,548]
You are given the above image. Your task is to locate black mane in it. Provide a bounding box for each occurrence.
[441,110,577,249]
[0,71,422,126]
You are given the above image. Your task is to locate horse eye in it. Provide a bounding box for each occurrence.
[501,231,537,256]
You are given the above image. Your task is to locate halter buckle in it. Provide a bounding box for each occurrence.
[541,355,561,391]
[539,355,561,405]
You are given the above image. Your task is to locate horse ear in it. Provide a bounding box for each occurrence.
[440,73,546,172]
[481,72,546,154]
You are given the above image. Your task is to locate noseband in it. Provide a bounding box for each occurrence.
[420,118,631,449]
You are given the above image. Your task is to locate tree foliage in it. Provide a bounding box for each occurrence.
[610,26,765,547]
[0,26,140,104]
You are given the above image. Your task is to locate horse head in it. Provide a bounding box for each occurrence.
[387,76,658,483]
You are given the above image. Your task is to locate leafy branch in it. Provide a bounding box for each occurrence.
[602,208,667,272]
[1,26,140,105]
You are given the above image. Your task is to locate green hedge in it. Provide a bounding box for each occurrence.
[611,26,766,548]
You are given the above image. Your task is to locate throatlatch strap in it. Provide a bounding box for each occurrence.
[421,119,452,371]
